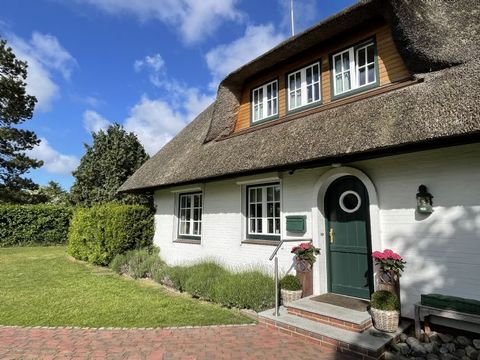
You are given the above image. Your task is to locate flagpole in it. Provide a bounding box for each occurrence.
[290,0,295,36]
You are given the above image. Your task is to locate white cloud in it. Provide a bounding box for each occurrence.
[83,110,112,133]
[124,88,213,155]
[28,138,80,175]
[205,24,286,90]
[8,32,76,111]
[278,0,319,35]
[134,53,166,87]
[76,0,243,43]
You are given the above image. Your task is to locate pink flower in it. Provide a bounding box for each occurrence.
[372,251,386,260]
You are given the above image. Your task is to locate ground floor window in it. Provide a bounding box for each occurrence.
[247,183,281,239]
[178,192,202,238]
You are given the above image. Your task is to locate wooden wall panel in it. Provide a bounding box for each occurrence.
[234,23,410,132]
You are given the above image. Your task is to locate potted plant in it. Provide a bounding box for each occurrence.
[372,249,406,302]
[291,242,320,297]
[279,275,302,304]
[370,290,400,332]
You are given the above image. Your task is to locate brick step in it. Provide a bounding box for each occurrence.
[258,307,410,360]
[286,296,373,332]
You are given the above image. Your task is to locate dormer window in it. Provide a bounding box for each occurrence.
[287,62,321,111]
[331,40,378,98]
[251,80,278,124]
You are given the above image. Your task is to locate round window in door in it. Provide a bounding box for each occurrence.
[339,190,361,213]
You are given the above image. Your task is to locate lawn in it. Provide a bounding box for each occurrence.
[0,247,252,328]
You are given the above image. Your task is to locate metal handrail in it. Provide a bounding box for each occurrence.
[269,239,310,316]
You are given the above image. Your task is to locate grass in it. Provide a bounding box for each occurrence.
[0,247,252,328]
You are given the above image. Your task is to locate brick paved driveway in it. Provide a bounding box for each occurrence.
[0,324,356,359]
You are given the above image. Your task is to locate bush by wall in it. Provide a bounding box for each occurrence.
[110,247,165,279]
[67,204,153,265]
[0,205,72,247]
[160,261,275,312]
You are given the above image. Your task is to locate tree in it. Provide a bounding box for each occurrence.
[31,181,70,205]
[0,38,42,203]
[70,124,151,206]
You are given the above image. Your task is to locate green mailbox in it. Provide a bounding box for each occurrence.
[286,215,306,233]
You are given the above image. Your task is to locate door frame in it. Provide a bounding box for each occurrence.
[311,166,381,296]
[324,176,374,299]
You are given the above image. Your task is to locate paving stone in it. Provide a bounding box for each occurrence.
[0,325,351,360]
[465,346,479,359]
[473,340,480,350]
[439,334,455,344]
[457,337,472,347]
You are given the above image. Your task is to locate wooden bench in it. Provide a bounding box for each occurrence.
[414,303,480,338]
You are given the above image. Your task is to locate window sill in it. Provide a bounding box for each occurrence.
[174,239,201,245]
[241,239,280,246]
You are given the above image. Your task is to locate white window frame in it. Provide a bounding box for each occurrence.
[177,192,202,238]
[287,62,322,111]
[332,41,377,97]
[251,80,278,123]
[247,183,281,238]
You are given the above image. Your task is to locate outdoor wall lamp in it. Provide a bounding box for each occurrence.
[416,184,433,214]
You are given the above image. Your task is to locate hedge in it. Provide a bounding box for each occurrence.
[0,205,73,247]
[67,204,154,265]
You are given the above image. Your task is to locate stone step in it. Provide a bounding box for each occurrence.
[286,296,373,332]
[258,306,411,360]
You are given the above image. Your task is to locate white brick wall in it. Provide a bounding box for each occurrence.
[153,143,480,318]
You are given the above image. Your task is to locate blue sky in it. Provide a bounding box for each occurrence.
[1,0,356,190]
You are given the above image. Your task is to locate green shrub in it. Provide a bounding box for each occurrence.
[0,205,72,247]
[279,274,302,291]
[212,270,275,311]
[67,204,153,265]
[163,265,192,292]
[371,290,400,311]
[184,262,229,300]
[110,247,165,279]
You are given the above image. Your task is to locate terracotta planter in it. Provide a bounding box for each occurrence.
[294,258,313,297]
[377,270,401,305]
[370,307,400,333]
[281,289,302,304]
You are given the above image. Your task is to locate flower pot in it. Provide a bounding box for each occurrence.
[281,289,302,304]
[370,307,399,333]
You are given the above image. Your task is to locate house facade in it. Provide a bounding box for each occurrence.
[120,0,480,318]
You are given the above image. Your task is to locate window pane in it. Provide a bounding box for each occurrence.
[289,75,295,90]
[267,203,273,217]
[186,195,191,208]
[194,195,200,207]
[185,208,191,221]
[250,188,256,202]
[336,74,343,93]
[256,188,262,201]
[358,48,366,66]
[268,219,273,234]
[193,222,199,235]
[274,186,280,201]
[368,64,375,83]
[185,222,190,234]
[267,187,273,201]
[295,73,301,88]
[180,209,186,221]
[194,209,199,220]
[181,196,186,208]
[258,88,263,100]
[343,52,350,70]
[253,90,258,104]
[306,67,312,84]
[343,72,351,91]
[290,93,295,107]
[359,67,366,86]
[314,83,320,101]
[249,204,255,217]
[250,219,256,233]
[275,203,280,218]
[267,84,272,98]
[257,219,262,232]
[198,209,202,221]
[272,81,277,95]
[180,222,186,234]
[334,55,342,73]
[256,204,262,217]
[272,99,277,113]
[198,223,201,235]
[367,45,374,63]
[267,100,272,116]
[307,85,313,103]
[275,219,280,234]
[313,64,319,81]
[296,89,302,107]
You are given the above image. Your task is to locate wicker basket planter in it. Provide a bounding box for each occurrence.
[370,307,399,333]
[281,289,302,304]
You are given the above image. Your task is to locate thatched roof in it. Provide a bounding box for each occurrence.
[119,0,480,193]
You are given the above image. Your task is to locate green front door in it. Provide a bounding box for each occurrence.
[325,176,373,299]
